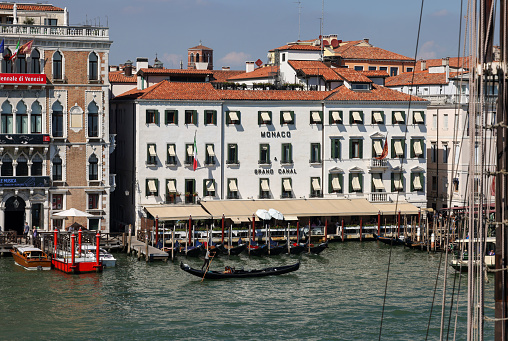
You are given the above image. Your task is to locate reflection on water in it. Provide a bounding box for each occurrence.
[0,242,495,340]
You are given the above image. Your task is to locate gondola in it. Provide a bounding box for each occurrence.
[247,243,268,256]
[217,243,247,256]
[287,242,306,255]
[266,243,286,256]
[178,245,202,257]
[305,241,328,255]
[373,233,405,246]
[180,261,300,279]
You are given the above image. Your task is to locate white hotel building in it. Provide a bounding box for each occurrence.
[111,73,428,231]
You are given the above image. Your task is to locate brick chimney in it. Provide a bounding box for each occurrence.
[420,60,427,71]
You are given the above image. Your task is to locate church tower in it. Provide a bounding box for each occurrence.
[187,42,213,70]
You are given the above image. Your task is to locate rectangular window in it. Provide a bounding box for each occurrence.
[310,111,323,124]
[166,179,177,203]
[167,144,176,165]
[281,178,293,198]
[350,139,363,159]
[390,67,398,76]
[281,143,293,164]
[354,66,364,71]
[52,194,63,210]
[227,178,238,199]
[329,173,343,193]
[280,111,294,125]
[88,218,100,231]
[411,173,424,192]
[331,138,341,159]
[350,111,363,124]
[310,143,321,163]
[146,109,159,124]
[453,178,459,192]
[391,139,405,158]
[165,110,178,125]
[413,111,425,124]
[379,67,388,71]
[226,111,241,125]
[185,179,196,204]
[203,179,216,197]
[391,173,404,192]
[406,67,414,72]
[443,144,448,163]
[204,110,217,125]
[372,139,384,157]
[443,114,449,130]
[258,111,272,125]
[205,144,215,165]
[368,66,377,71]
[349,173,363,193]
[310,177,322,198]
[227,144,238,164]
[372,173,385,192]
[259,144,270,164]
[146,178,159,196]
[431,142,437,163]
[185,110,197,125]
[392,111,405,124]
[411,139,424,158]
[432,114,437,129]
[259,178,270,199]
[88,193,99,209]
[147,144,157,165]
[329,110,342,124]
[372,111,384,124]
[185,143,194,165]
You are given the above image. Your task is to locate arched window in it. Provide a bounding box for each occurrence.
[87,102,99,137]
[196,53,200,63]
[16,155,28,176]
[52,101,64,137]
[190,53,194,63]
[16,54,27,73]
[30,49,40,74]
[89,52,98,81]
[2,48,12,73]
[1,101,13,134]
[88,154,98,181]
[53,51,62,80]
[16,101,28,133]
[52,155,62,181]
[1,155,13,176]
[31,101,42,133]
[31,155,43,176]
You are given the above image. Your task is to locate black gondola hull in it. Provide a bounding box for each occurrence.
[180,262,300,279]
[217,243,247,256]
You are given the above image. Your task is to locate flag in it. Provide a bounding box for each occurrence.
[9,40,20,61]
[18,40,33,55]
[0,39,4,54]
[193,132,198,171]
[375,139,389,160]
[491,176,495,197]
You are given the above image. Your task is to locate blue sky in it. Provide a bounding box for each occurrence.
[59,0,468,69]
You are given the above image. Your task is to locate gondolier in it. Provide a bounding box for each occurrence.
[202,247,210,271]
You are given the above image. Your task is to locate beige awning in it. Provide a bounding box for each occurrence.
[394,111,404,123]
[394,175,403,190]
[413,141,423,156]
[331,111,341,122]
[168,145,176,156]
[312,178,321,191]
[352,111,362,121]
[311,111,321,122]
[261,179,270,191]
[228,179,238,192]
[148,145,156,157]
[229,216,250,224]
[373,201,420,215]
[283,179,292,191]
[148,180,157,193]
[145,205,211,220]
[207,145,215,157]
[414,111,424,123]
[373,112,383,123]
[373,140,383,156]
[352,174,361,191]
[413,175,422,190]
[332,175,341,191]
[394,140,404,156]
[187,145,193,156]
[284,215,299,220]
[229,111,239,121]
[206,180,215,191]
[261,112,270,121]
[283,111,292,123]
[372,174,384,190]
[167,180,176,193]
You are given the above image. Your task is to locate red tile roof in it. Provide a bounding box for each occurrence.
[335,45,413,61]
[288,60,342,81]
[211,70,246,83]
[109,71,136,83]
[270,44,322,52]
[114,81,426,103]
[360,70,390,77]
[385,71,448,86]
[0,4,63,11]
[227,66,278,81]
[416,56,471,71]
[333,67,373,83]
[188,45,213,50]
[138,68,214,76]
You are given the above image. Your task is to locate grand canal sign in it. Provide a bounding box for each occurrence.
[0,73,46,85]
[0,176,50,188]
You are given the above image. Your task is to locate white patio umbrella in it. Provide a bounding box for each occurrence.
[255,209,271,220]
[54,208,93,229]
[268,208,284,221]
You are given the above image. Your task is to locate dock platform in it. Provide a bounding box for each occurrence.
[128,238,169,262]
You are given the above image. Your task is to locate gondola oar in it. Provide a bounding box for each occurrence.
[201,253,215,282]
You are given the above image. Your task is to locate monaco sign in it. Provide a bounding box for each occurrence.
[0,73,46,85]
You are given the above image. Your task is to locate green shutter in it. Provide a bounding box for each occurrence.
[349,139,353,159]
[391,173,395,192]
[280,111,284,125]
[391,139,395,158]
[359,174,363,192]
[410,173,415,192]
[155,179,159,196]
[328,174,333,193]
[410,140,415,158]
[192,110,197,125]
[360,111,364,123]
[213,110,217,125]
[203,179,207,197]
[226,111,231,125]
[339,174,343,193]
[146,111,150,124]
[145,179,149,195]
[258,111,262,125]
[402,139,406,158]
[349,174,353,193]
[291,111,295,124]
[155,111,160,125]
[289,144,293,162]
[174,110,178,125]
[359,139,363,159]
[318,143,321,162]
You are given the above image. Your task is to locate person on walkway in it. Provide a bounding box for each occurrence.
[202,247,210,271]
[23,222,29,240]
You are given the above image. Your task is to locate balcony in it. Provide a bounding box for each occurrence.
[369,192,389,202]
[368,158,388,170]
[0,24,109,41]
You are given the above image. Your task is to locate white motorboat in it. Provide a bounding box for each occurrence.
[80,245,117,268]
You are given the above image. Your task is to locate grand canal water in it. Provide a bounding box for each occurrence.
[0,241,495,340]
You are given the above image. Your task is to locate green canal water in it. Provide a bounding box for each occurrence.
[0,242,495,340]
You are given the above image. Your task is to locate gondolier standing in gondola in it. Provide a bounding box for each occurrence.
[202,247,210,271]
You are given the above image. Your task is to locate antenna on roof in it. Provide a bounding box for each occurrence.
[294,0,302,41]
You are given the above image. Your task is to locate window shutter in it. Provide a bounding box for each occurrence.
[410,140,415,158]
[391,173,395,192]
[331,140,336,158]
[155,111,160,125]
[391,139,395,158]
[402,139,406,158]
[146,111,150,124]
[349,174,353,193]
[203,179,206,196]
[359,139,363,159]
[145,179,149,195]
[155,179,159,196]
[291,111,295,123]
[359,174,363,192]
[226,111,231,125]
[359,111,364,123]
[258,111,262,125]
[174,110,178,125]
[318,143,321,162]
[280,111,284,125]
[410,173,414,192]
[339,174,343,193]
[193,110,198,125]
[328,174,333,193]
[213,110,217,125]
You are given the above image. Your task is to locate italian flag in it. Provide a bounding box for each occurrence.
[193,132,198,171]
[9,40,20,61]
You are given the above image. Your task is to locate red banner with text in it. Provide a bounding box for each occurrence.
[0,73,46,84]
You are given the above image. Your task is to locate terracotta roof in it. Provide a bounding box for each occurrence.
[360,70,390,77]
[335,45,413,61]
[288,60,342,81]
[188,45,213,50]
[271,44,322,52]
[211,70,245,83]
[0,4,63,11]
[109,71,136,83]
[333,67,373,83]
[385,71,448,86]
[138,68,214,76]
[114,81,426,103]
[327,84,426,102]
[416,56,471,71]
[227,66,278,81]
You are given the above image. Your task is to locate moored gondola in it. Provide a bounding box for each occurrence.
[305,241,328,254]
[287,242,306,254]
[217,243,247,256]
[180,261,300,279]
[178,245,202,257]
[373,233,405,246]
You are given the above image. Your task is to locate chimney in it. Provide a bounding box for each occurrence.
[124,60,133,77]
[443,57,450,82]
[363,38,369,44]
[222,66,231,71]
[246,61,255,73]
[136,57,149,71]
[420,60,426,71]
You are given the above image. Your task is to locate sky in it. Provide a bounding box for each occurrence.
[51,0,469,69]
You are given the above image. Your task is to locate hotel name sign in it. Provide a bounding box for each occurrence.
[261,131,291,138]
[0,73,46,85]
[254,168,297,175]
